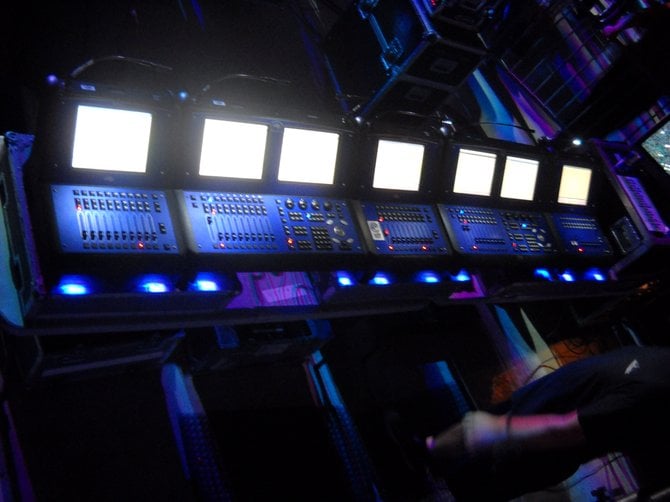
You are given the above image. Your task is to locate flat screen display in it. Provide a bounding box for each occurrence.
[452,148,497,196]
[641,119,670,175]
[500,156,539,201]
[372,139,424,191]
[557,164,592,206]
[277,127,339,185]
[199,118,268,179]
[72,105,152,173]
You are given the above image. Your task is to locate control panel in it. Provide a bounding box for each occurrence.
[50,184,181,254]
[178,191,365,255]
[549,212,613,256]
[355,202,451,255]
[438,205,558,256]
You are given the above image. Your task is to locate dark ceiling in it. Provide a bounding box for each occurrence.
[1,0,668,143]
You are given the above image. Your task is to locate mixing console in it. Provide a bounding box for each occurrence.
[178,191,365,256]
[50,184,181,254]
[438,205,558,256]
[549,212,613,257]
[355,202,451,255]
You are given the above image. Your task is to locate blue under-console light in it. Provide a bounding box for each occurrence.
[416,271,441,284]
[584,268,606,282]
[369,272,392,286]
[451,269,471,282]
[189,272,223,292]
[136,274,171,293]
[559,270,576,282]
[534,268,553,281]
[336,271,355,287]
[54,275,95,295]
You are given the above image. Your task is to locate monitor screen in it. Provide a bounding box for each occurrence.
[500,155,539,201]
[277,127,339,185]
[557,164,592,206]
[72,104,152,173]
[452,148,497,196]
[372,139,424,191]
[199,118,268,179]
[641,119,670,175]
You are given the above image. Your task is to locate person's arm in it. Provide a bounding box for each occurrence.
[426,410,586,460]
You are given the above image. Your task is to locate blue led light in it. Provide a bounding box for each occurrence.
[584,268,606,282]
[534,268,553,281]
[136,275,171,293]
[336,271,355,287]
[369,272,391,285]
[54,275,94,295]
[452,269,471,282]
[559,270,576,282]
[189,272,223,292]
[416,271,440,283]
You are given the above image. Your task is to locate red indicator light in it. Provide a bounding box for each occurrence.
[137,241,145,249]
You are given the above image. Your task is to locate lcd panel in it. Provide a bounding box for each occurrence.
[500,156,539,201]
[452,149,497,196]
[641,119,670,175]
[277,127,339,184]
[372,139,424,191]
[557,165,592,206]
[72,105,152,173]
[199,118,268,179]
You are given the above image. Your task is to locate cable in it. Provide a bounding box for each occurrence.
[69,55,173,79]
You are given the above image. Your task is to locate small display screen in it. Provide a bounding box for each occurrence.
[72,105,152,173]
[199,118,268,179]
[557,164,592,206]
[277,127,339,185]
[641,120,670,175]
[500,156,539,201]
[372,139,424,191]
[452,148,497,197]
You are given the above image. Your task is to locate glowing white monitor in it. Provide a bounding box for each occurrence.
[372,139,424,191]
[558,165,592,206]
[500,156,539,201]
[199,118,268,179]
[72,105,152,173]
[452,149,497,196]
[277,127,339,184]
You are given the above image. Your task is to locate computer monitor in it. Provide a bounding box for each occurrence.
[640,118,670,176]
[557,164,592,206]
[372,139,425,191]
[277,127,339,185]
[198,118,269,180]
[452,148,497,197]
[71,104,152,173]
[500,155,539,201]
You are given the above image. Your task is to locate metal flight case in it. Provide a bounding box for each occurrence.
[324,0,488,122]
